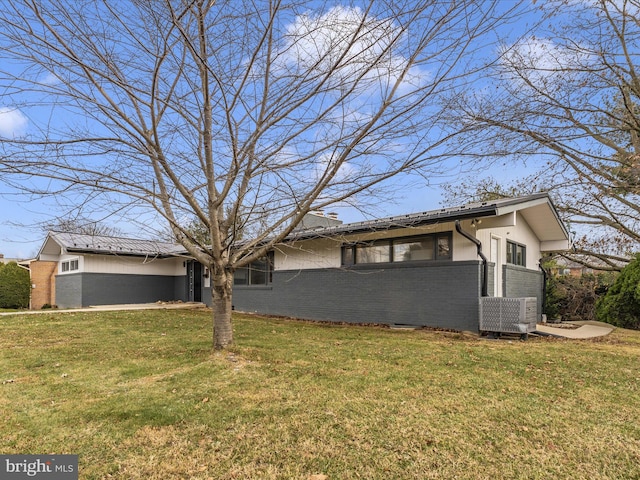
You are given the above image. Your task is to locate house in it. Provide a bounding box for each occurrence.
[32,232,209,309]
[31,193,570,333]
[232,193,570,332]
[551,255,626,277]
[0,254,30,265]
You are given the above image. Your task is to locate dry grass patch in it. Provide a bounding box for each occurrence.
[1,310,640,479]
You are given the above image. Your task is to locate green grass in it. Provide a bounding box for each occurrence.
[1,309,639,479]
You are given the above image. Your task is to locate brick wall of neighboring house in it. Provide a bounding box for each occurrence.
[30,261,57,309]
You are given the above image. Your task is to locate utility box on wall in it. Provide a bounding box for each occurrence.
[479,297,538,338]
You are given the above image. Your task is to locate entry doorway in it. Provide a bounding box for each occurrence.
[187,261,203,302]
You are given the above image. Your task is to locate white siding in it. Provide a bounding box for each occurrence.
[474,213,542,270]
[81,254,186,276]
[275,222,479,270]
[275,239,342,270]
[275,215,544,272]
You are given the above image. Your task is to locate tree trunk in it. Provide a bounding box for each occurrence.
[212,270,234,350]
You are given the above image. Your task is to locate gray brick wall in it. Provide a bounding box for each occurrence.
[56,273,187,308]
[503,265,544,317]
[232,260,484,332]
[55,274,83,308]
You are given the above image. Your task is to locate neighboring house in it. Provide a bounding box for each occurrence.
[0,254,29,265]
[551,255,626,277]
[32,193,570,333]
[232,193,570,332]
[33,232,208,309]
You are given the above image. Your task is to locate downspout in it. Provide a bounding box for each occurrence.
[17,263,32,310]
[455,220,489,297]
[539,258,549,316]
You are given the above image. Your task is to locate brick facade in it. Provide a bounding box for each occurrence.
[232,260,486,332]
[29,261,57,309]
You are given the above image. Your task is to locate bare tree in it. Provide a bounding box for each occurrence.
[447,0,640,270]
[43,216,122,237]
[0,0,526,349]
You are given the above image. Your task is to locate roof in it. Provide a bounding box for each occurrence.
[36,193,571,259]
[39,231,187,258]
[287,193,569,244]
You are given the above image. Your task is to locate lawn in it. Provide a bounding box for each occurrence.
[1,309,639,479]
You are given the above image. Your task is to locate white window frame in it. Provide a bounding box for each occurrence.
[60,258,80,274]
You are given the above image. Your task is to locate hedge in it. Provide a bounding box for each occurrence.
[0,262,31,309]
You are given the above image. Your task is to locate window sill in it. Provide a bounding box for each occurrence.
[342,259,454,270]
[233,285,273,290]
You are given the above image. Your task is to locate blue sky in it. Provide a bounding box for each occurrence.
[0,176,449,259]
[0,1,547,260]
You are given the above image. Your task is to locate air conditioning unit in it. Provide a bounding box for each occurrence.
[479,297,538,339]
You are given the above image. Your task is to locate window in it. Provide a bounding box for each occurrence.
[342,233,452,265]
[234,253,273,286]
[393,237,434,262]
[61,259,79,273]
[506,241,526,267]
[356,241,391,264]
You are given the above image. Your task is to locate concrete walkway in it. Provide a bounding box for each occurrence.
[535,322,614,339]
[0,302,207,316]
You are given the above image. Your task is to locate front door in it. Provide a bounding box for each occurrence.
[187,261,203,302]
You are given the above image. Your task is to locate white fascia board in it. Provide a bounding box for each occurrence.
[475,212,516,229]
[38,253,61,262]
[494,195,550,215]
[541,239,571,251]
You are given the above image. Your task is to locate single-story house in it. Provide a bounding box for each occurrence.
[233,193,570,332]
[31,193,570,333]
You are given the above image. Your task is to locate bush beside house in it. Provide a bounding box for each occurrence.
[545,273,616,322]
[596,254,640,330]
[0,261,31,309]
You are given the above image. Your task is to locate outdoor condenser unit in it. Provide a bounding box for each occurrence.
[479,297,538,339]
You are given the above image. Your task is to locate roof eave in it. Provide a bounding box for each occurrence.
[285,206,499,242]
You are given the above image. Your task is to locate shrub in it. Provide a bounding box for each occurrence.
[0,262,31,309]
[544,270,616,323]
[596,254,640,329]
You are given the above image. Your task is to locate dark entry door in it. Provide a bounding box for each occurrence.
[187,261,203,302]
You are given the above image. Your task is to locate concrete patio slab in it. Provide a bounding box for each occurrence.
[535,323,614,339]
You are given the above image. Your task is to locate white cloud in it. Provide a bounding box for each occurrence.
[313,152,357,183]
[0,107,28,138]
[499,36,593,88]
[277,6,429,95]
[39,72,60,85]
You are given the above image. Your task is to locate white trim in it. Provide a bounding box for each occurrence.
[490,235,502,297]
[59,257,81,274]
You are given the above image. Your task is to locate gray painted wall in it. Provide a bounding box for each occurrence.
[232,260,484,332]
[503,265,544,317]
[56,273,188,308]
[55,274,83,309]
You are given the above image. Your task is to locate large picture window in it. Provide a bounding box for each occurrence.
[234,253,274,286]
[506,241,526,267]
[342,233,452,266]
